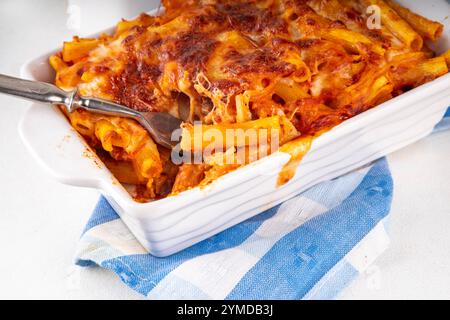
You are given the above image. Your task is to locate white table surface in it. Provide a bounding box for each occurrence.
[0,0,449,300]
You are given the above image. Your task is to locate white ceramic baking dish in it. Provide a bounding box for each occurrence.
[19,0,450,257]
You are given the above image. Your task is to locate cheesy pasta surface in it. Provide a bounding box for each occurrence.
[50,0,449,201]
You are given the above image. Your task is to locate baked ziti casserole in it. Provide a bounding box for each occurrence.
[49,0,450,202]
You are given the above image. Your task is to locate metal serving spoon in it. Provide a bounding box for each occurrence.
[0,73,182,149]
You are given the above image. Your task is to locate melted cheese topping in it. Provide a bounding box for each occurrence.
[50,0,448,201]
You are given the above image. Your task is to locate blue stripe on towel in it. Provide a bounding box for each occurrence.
[80,206,280,295]
[226,160,392,299]
[82,197,120,235]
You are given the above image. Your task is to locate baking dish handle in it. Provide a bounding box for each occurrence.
[19,103,110,189]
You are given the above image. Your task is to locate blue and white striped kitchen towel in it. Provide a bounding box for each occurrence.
[75,109,450,299]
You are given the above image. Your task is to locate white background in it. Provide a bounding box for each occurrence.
[0,0,449,299]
